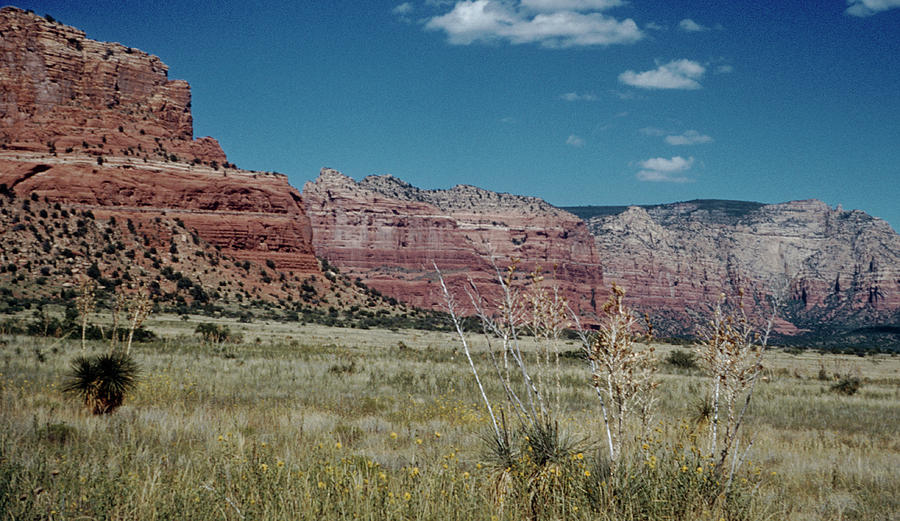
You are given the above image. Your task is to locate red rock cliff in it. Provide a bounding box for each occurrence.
[303,168,604,314]
[0,8,317,272]
[0,7,223,163]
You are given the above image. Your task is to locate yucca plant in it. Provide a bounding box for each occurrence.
[63,352,139,414]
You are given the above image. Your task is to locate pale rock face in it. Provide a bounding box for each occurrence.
[0,8,317,272]
[583,199,900,334]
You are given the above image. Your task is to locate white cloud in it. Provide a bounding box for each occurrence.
[636,156,695,182]
[639,126,667,136]
[678,18,707,32]
[846,0,900,16]
[560,91,598,101]
[425,0,643,47]
[520,0,623,11]
[715,64,733,74]
[644,21,665,31]
[665,130,713,145]
[619,59,706,90]
[566,134,586,147]
[393,2,414,15]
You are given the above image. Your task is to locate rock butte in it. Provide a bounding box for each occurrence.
[0,8,318,273]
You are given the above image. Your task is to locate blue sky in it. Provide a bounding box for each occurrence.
[13,1,900,229]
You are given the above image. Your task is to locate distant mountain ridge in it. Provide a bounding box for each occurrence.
[561,199,768,222]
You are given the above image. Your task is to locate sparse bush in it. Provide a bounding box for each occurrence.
[665,348,698,370]
[831,375,862,395]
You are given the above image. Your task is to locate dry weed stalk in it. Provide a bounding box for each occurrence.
[581,283,658,465]
[695,290,772,483]
[108,290,127,352]
[75,277,96,353]
[434,262,503,444]
[435,260,570,447]
[124,285,152,355]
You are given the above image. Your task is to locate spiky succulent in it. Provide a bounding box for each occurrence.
[63,352,138,414]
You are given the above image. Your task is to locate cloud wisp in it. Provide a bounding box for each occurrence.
[636,156,695,182]
[846,0,900,16]
[619,59,706,90]
[678,18,707,32]
[560,91,598,101]
[424,0,643,48]
[566,134,586,147]
[665,130,713,145]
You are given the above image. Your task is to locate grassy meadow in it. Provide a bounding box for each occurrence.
[1,314,899,520]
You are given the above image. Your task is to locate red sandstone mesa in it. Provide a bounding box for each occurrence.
[0,7,317,272]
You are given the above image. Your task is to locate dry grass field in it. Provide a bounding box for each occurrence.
[1,315,898,520]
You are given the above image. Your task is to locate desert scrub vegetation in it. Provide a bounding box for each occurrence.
[0,310,898,519]
[435,262,785,519]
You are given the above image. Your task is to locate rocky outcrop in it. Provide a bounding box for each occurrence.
[0,155,318,272]
[571,199,900,336]
[0,7,224,163]
[303,168,603,314]
[0,8,317,272]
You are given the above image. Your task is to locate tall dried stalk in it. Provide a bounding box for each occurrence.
[434,263,503,444]
[124,286,152,355]
[75,277,96,353]
[109,290,127,353]
[435,260,570,451]
[581,283,658,465]
[695,291,772,482]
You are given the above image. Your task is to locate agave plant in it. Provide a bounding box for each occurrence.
[63,352,139,414]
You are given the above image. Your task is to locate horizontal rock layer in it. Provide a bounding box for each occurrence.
[577,199,900,335]
[0,8,317,273]
[303,168,604,316]
[0,7,225,164]
[0,153,319,272]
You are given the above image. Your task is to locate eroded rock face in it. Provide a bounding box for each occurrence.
[306,167,900,337]
[579,200,900,335]
[0,8,317,272]
[0,155,318,272]
[0,7,224,163]
[303,168,604,314]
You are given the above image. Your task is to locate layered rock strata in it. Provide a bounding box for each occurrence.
[303,168,604,314]
[0,8,317,272]
[575,200,900,335]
